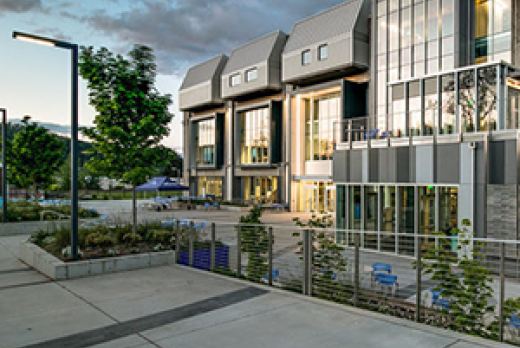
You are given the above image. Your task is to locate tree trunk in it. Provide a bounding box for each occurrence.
[33,183,39,206]
[132,185,137,234]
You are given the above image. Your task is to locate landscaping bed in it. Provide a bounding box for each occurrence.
[0,201,99,222]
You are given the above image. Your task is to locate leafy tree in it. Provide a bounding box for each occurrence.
[155,145,183,178]
[293,214,347,301]
[79,45,173,232]
[418,220,496,337]
[7,117,65,201]
[239,207,270,281]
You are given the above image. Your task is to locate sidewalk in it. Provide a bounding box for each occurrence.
[0,234,514,348]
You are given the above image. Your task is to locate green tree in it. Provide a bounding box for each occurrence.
[7,117,65,201]
[239,207,271,281]
[156,145,183,178]
[79,45,173,232]
[56,157,72,191]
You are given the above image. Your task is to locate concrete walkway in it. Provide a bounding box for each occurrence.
[0,234,515,348]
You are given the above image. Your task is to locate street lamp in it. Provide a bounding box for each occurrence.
[13,31,80,260]
[0,108,7,222]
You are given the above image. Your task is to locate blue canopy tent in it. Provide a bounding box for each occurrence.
[135,177,189,192]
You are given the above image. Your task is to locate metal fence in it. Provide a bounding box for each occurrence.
[170,220,520,346]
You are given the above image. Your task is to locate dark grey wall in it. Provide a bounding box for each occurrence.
[332,150,349,182]
[489,140,517,185]
[436,144,460,183]
[349,150,363,182]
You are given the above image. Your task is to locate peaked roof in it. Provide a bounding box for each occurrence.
[284,0,364,53]
[180,55,228,90]
[223,31,287,74]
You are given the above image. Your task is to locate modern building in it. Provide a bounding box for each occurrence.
[181,0,520,252]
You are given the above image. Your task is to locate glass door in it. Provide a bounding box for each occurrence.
[303,185,318,213]
[324,185,336,214]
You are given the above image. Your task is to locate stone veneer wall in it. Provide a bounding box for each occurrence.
[486,185,519,259]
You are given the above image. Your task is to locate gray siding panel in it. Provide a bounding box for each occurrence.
[436,144,460,183]
[396,148,410,183]
[349,150,363,182]
[333,150,349,182]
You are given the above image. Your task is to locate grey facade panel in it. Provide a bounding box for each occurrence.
[369,148,379,182]
[436,144,460,184]
[504,140,517,185]
[282,0,370,83]
[396,147,410,183]
[489,141,505,184]
[378,148,395,183]
[332,150,349,182]
[179,55,228,111]
[349,149,363,182]
[222,31,287,99]
[415,145,436,184]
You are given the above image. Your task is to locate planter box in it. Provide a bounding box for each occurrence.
[219,205,250,212]
[0,220,70,236]
[19,241,176,280]
[178,246,229,270]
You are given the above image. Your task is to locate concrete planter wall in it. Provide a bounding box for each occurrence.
[219,205,250,212]
[0,220,71,236]
[19,241,176,280]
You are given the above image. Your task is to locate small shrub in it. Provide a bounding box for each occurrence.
[122,233,142,246]
[147,230,174,244]
[85,232,114,248]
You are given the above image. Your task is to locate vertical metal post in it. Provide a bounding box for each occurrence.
[268,226,273,286]
[210,223,216,272]
[175,220,180,264]
[1,108,7,222]
[189,221,194,267]
[303,229,313,296]
[499,243,505,342]
[71,44,79,260]
[354,233,360,307]
[236,225,242,278]
[415,243,422,322]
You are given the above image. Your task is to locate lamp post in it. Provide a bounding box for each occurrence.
[0,108,7,222]
[13,31,79,260]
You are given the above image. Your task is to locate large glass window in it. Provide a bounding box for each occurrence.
[381,186,396,252]
[230,74,241,87]
[305,94,340,161]
[477,66,497,131]
[507,79,520,129]
[409,81,422,136]
[475,0,512,63]
[349,186,362,230]
[245,68,258,82]
[389,12,399,52]
[427,0,438,41]
[194,119,216,166]
[198,177,222,199]
[419,187,435,235]
[364,186,378,250]
[391,84,406,137]
[377,16,387,55]
[240,108,269,165]
[302,50,311,65]
[244,176,278,204]
[439,186,458,232]
[441,0,454,37]
[459,70,476,132]
[399,186,415,255]
[441,74,456,134]
[424,77,438,135]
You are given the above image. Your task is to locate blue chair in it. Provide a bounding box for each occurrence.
[372,263,392,274]
[161,219,175,228]
[213,202,219,209]
[320,269,337,280]
[509,313,520,329]
[204,202,211,210]
[375,273,398,295]
[262,269,279,282]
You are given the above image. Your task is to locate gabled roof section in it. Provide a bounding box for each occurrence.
[223,31,287,74]
[284,0,364,54]
[180,55,228,91]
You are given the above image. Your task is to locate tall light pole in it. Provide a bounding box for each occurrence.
[0,108,7,222]
[13,31,79,260]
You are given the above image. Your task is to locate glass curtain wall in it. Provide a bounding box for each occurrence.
[477,66,497,131]
[381,186,396,252]
[240,108,270,165]
[195,119,216,166]
[475,0,512,64]
[441,74,456,134]
[424,77,437,135]
[198,177,223,198]
[507,79,520,129]
[305,94,341,161]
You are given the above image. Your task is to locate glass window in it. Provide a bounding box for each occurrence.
[194,119,216,166]
[402,7,412,48]
[389,0,399,12]
[475,0,492,63]
[424,77,438,135]
[441,36,454,56]
[349,186,362,230]
[427,57,438,74]
[391,84,406,137]
[337,186,346,232]
[302,50,311,65]
[318,44,328,61]
[427,40,439,58]
[459,70,476,132]
[507,79,520,129]
[439,186,458,232]
[305,94,341,161]
[477,66,497,131]
[399,186,415,256]
[409,81,422,136]
[419,187,435,235]
[244,176,278,204]
[427,0,439,41]
[389,12,399,52]
[414,2,425,44]
[414,61,425,78]
[381,186,396,252]
[230,74,241,87]
[414,43,425,61]
[441,74,456,134]
[377,71,387,105]
[441,55,454,71]
[441,0,454,37]
[240,108,270,164]
[364,186,379,249]
[377,0,387,18]
[198,177,222,199]
[245,68,258,82]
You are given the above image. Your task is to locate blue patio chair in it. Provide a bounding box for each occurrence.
[204,202,211,210]
[161,219,175,228]
[372,263,392,274]
[213,202,219,209]
[368,129,379,139]
[262,269,280,282]
[320,269,337,280]
[375,273,398,295]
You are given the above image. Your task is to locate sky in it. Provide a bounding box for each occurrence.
[0,0,348,154]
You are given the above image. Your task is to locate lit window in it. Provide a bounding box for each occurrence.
[302,50,311,65]
[318,44,328,61]
[230,74,241,87]
[245,68,258,82]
